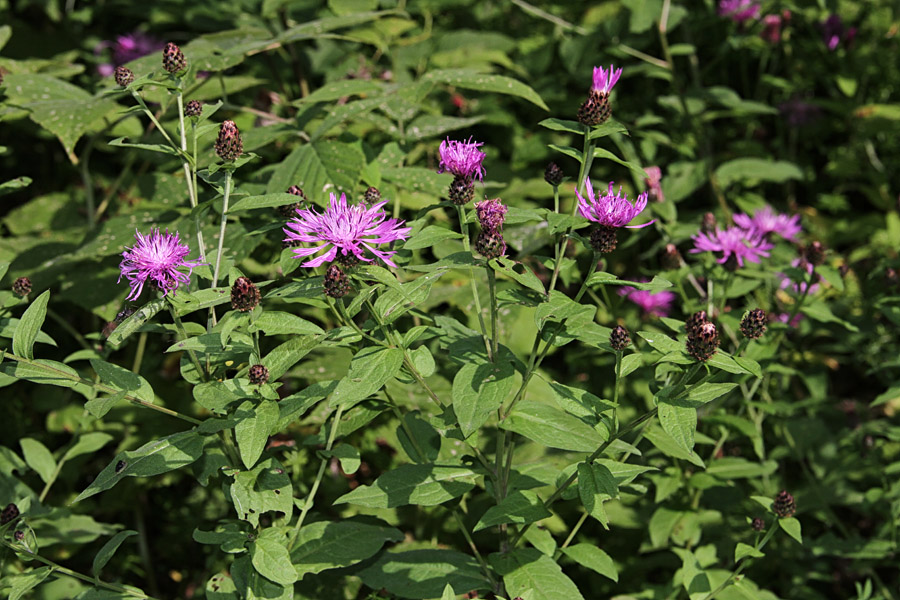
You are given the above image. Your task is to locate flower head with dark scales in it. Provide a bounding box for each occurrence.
[437,137,486,181]
[690,226,773,268]
[733,206,801,241]
[284,192,411,268]
[118,228,204,301]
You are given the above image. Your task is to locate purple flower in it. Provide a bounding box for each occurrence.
[95,32,163,77]
[283,192,411,268]
[779,258,820,295]
[644,166,664,203]
[476,198,507,233]
[760,14,783,43]
[576,178,654,229]
[822,15,856,51]
[437,137,486,181]
[733,206,802,241]
[118,228,204,301]
[591,65,622,94]
[718,0,760,23]
[690,226,773,268]
[619,285,676,318]
[776,312,804,328]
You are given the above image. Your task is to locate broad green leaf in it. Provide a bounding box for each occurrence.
[452,356,517,438]
[620,353,643,377]
[801,301,859,332]
[92,530,138,577]
[422,68,548,110]
[592,147,647,180]
[657,399,697,454]
[229,458,294,528]
[193,522,250,554]
[441,584,456,600]
[229,192,302,212]
[538,118,584,135]
[491,257,545,294]
[329,346,404,408]
[321,443,360,474]
[85,391,126,418]
[74,431,205,502]
[715,158,803,187]
[12,289,50,359]
[403,225,463,250]
[235,399,279,469]
[706,458,777,480]
[587,272,673,292]
[0,318,57,347]
[779,517,802,544]
[250,537,297,586]
[290,519,403,579]
[206,571,240,599]
[262,335,324,380]
[63,432,114,462]
[474,490,550,531]
[396,412,441,463]
[501,399,605,452]
[334,464,477,508]
[577,462,618,528]
[491,548,585,600]
[231,554,292,600]
[0,357,84,391]
[90,358,155,404]
[373,269,448,323]
[7,567,53,600]
[357,548,485,600]
[562,544,618,582]
[734,542,764,562]
[169,287,232,317]
[644,426,705,468]
[20,438,57,484]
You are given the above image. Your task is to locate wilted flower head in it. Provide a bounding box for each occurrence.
[437,137,486,181]
[733,206,801,241]
[591,64,622,94]
[118,228,204,301]
[718,0,760,23]
[619,285,676,318]
[284,192,411,268]
[577,178,653,229]
[476,198,507,233]
[690,226,773,269]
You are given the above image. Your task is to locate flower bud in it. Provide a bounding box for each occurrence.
[277,185,306,218]
[184,100,202,117]
[449,175,475,206]
[804,241,826,266]
[114,66,134,87]
[230,276,260,312]
[475,198,507,234]
[475,231,506,260]
[577,90,611,127]
[13,530,24,542]
[215,120,243,162]
[701,212,717,233]
[324,264,350,298]
[661,243,681,270]
[162,42,187,74]
[751,517,765,531]
[610,325,631,351]
[685,310,708,336]
[740,308,767,340]
[773,490,796,518]
[589,225,618,254]
[687,320,719,362]
[248,364,269,385]
[364,186,381,204]
[12,277,31,297]
[1,503,19,525]
[544,162,564,186]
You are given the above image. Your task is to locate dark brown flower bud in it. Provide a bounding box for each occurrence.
[114,66,134,87]
[248,364,269,385]
[577,90,611,127]
[661,243,681,270]
[685,310,708,336]
[12,277,31,297]
[184,100,202,117]
[687,320,719,362]
[751,517,765,531]
[215,120,243,162]
[364,186,381,204]
[804,241,826,267]
[701,212,717,233]
[324,264,350,298]
[773,490,796,518]
[230,277,260,312]
[610,325,631,351]
[13,530,24,541]
[334,251,361,268]
[162,42,187,74]
[277,186,306,218]
[589,225,618,254]
[1,503,19,525]
[544,162,564,186]
[740,308,767,340]
[475,231,506,260]
[449,175,474,206]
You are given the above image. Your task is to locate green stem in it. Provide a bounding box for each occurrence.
[130,90,178,149]
[456,204,493,361]
[486,265,500,360]
[212,169,232,288]
[701,525,778,600]
[612,350,623,433]
[167,302,206,382]
[177,91,207,263]
[131,331,148,373]
[557,511,589,556]
[452,508,499,590]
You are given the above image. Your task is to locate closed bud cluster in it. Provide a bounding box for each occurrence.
[12,276,31,297]
[544,162,564,186]
[230,276,260,312]
[740,308,767,340]
[589,225,618,254]
[751,517,765,531]
[114,66,134,87]
[687,320,719,362]
[1,502,19,525]
[773,490,796,518]
[610,325,631,351]
[278,185,306,218]
[364,186,381,204]
[324,264,350,298]
[661,243,682,270]
[215,120,243,162]
[162,42,187,74]
[248,364,269,385]
[577,90,611,127]
[449,175,475,206]
[475,231,506,260]
[804,241,826,266]
[184,100,202,117]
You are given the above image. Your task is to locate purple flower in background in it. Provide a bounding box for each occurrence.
[776,312,804,328]
[576,178,653,229]
[591,64,622,94]
[95,32,163,77]
[779,98,821,127]
[718,0,761,23]
[475,197,507,233]
[118,228,204,301]
[822,15,856,51]
[779,258,820,295]
[284,192,411,268]
[619,285,676,318]
[760,14,784,43]
[437,137,486,181]
[733,206,802,241]
[644,166,664,203]
[690,226,773,268]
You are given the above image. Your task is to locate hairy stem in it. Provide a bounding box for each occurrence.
[456,204,493,361]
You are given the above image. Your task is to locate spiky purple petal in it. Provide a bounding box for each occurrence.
[118,228,204,301]
[576,178,654,229]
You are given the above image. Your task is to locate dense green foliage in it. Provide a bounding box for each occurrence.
[1,1,899,599]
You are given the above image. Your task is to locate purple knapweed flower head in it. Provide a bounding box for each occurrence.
[718,0,760,23]
[437,137,486,181]
[618,285,676,318]
[576,178,653,229]
[476,198,507,233]
[779,258,820,295]
[95,32,163,77]
[760,14,784,44]
[591,65,622,95]
[118,228,204,301]
[733,206,802,241]
[822,15,856,51]
[776,312,804,328]
[644,166,664,203]
[690,226,773,268]
[283,192,411,268]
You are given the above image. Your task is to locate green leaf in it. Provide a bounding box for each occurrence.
[637,330,684,354]
[491,257,545,294]
[779,517,802,544]
[321,443,360,474]
[0,357,84,391]
[396,412,441,463]
[452,357,517,438]
[74,431,205,502]
[422,68,548,110]
[193,522,249,554]
[715,158,803,187]
[334,464,477,508]
[108,136,181,157]
[657,399,697,454]
[358,548,485,600]
[441,584,456,600]
[588,272,673,292]
[329,346,404,408]
[12,289,50,360]
[229,458,293,528]
[85,391,126,419]
[491,548,585,600]
[262,335,324,381]
[373,269,448,323]
[0,318,57,347]
[474,490,550,531]
[501,399,606,452]
[229,192,302,212]
[20,437,57,484]
[7,567,53,600]
[169,287,232,317]
[538,118,584,135]
[801,301,859,332]
[620,353,643,377]
[92,530,138,577]
[577,462,618,528]
[561,544,618,582]
[63,432,114,462]
[687,382,737,404]
[734,542,764,562]
[235,399,279,470]
[107,299,166,348]
[403,225,463,250]
[90,359,155,404]
[231,554,291,600]
[290,519,403,579]
[592,148,647,180]
[250,537,297,586]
